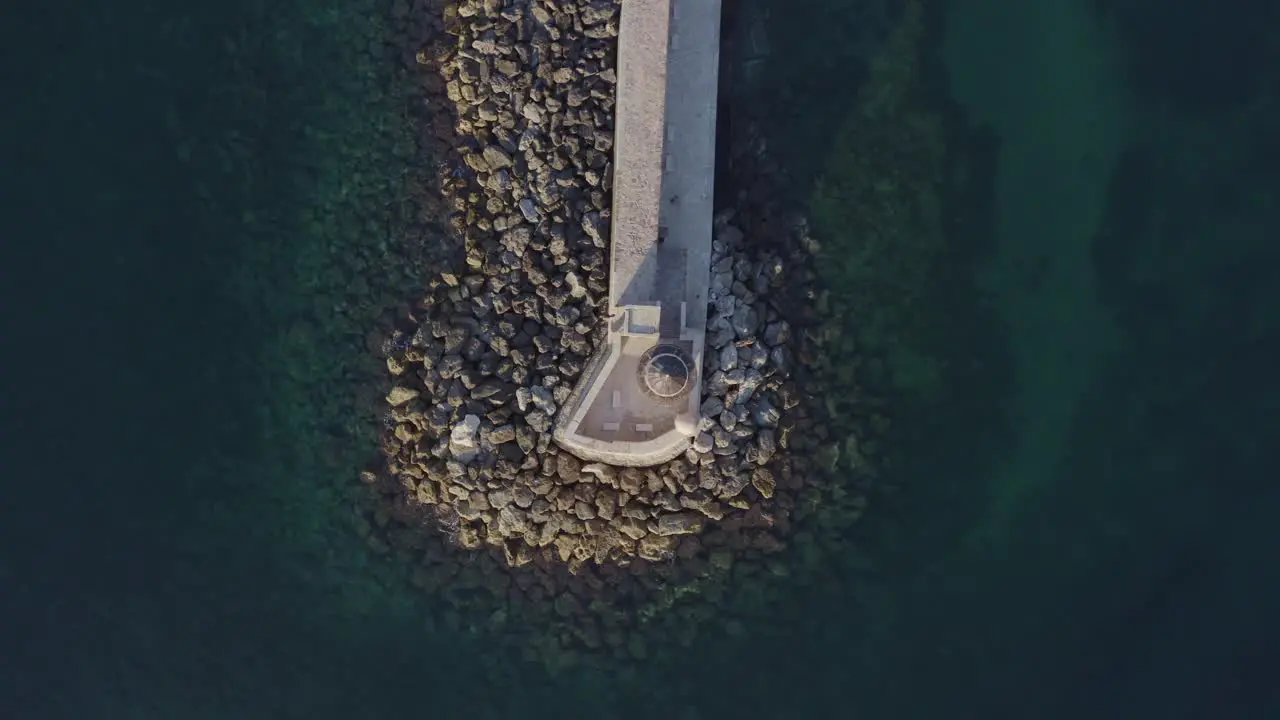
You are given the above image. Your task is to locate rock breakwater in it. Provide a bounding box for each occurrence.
[354,0,891,665]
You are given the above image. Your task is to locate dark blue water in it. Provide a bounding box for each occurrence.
[4,0,1279,717]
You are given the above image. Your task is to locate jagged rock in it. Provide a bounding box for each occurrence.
[518,197,539,222]
[525,409,553,433]
[692,432,714,454]
[717,473,751,499]
[763,320,792,347]
[679,492,726,520]
[708,317,736,348]
[471,380,506,401]
[455,497,485,522]
[756,429,778,464]
[594,490,617,520]
[556,453,582,482]
[515,386,532,411]
[617,517,648,540]
[482,145,512,169]
[488,424,516,444]
[655,512,704,536]
[736,368,764,405]
[581,211,607,245]
[437,354,464,378]
[386,355,407,376]
[564,271,587,298]
[488,486,513,509]
[387,386,420,406]
[618,467,643,495]
[522,102,545,123]
[637,534,679,562]
[579,462,617,484]
[731,305,760,339]
[580,1,617,26]
[515,425,536,453]
[701,395,725,417]
[449,414,482,463]
[718,342,739,371]
[497,506,529,535]
[769,345,793,375]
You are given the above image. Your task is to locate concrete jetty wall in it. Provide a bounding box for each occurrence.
[554,0,722,466]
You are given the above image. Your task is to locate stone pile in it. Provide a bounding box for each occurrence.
[374,0,813,572]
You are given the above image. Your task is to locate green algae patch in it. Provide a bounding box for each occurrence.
[798,0,1013,575]
[808,1,950,400]
[942,0,1128,537]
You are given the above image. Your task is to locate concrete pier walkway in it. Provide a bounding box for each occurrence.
[554,0,722,466]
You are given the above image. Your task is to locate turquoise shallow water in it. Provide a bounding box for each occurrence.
[3,0,1280,717]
